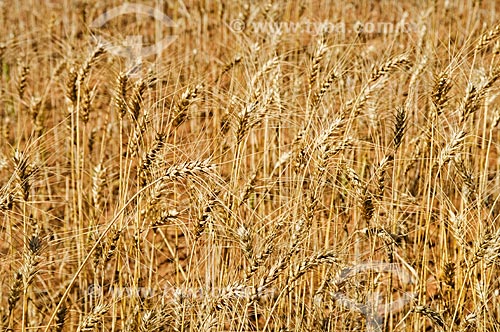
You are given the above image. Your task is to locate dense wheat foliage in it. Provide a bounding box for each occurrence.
[2,0,500,331]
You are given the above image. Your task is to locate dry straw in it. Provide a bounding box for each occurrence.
[4,2,500,332]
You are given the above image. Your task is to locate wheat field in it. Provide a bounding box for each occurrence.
[1,1,500,331]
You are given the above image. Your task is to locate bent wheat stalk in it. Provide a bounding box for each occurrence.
[44,160,215,332]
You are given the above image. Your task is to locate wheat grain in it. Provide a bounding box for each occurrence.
[76,303,108,332]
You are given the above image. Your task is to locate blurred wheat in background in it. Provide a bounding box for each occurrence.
[1,1,500,331]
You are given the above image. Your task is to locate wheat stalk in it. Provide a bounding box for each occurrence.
[476,23,500,52]
[76,303,109,332]
[412,305,446,330]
